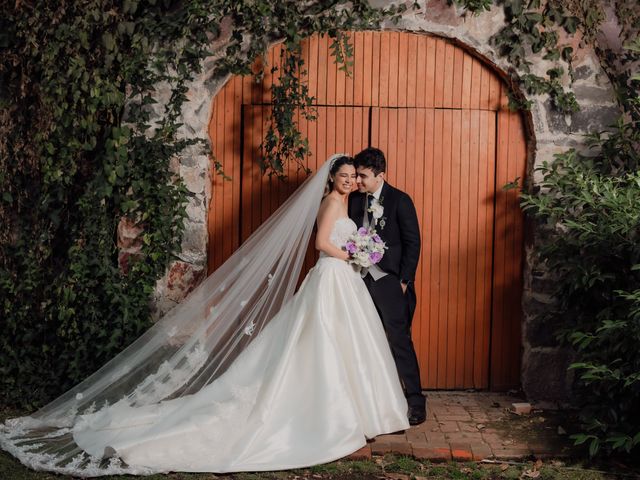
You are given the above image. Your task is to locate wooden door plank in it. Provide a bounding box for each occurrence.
[415,35,427,108]
[470,58,482,110]
[371,32,381,107]
[459,109,476,388]
[477,110,494,389]
[434,39,445,109]
[491,107,510,389]
[353,32,365,106]
[326,35,338,105]
[461,52,473,109]
[449,109,464,388]
[396,32,408,108]
[452,47,464,109]
[406,33,418,108]
[422,108,436,387]
[443,42,455,108]
[425,36,436,108]
[379,32,390,107]
[430,109,445,387]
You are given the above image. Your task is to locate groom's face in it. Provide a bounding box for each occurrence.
[356,167,385,194]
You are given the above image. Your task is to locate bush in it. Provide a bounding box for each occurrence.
[0,0,406,409]
[520,120,640,456]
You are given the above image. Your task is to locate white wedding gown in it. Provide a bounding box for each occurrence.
[68,217,408,474]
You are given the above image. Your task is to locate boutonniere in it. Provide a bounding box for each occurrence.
[368,195,387,229]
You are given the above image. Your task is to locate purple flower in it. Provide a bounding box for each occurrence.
[358,227,368,236]
[345,241,357,254]
[369,251,383,264]
[372,234,382,243]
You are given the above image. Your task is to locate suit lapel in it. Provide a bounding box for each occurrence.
[376,182,392,233]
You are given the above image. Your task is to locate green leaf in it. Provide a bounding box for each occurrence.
[589,438,600,457]
[102,32,115,51]
[563,16,579,34]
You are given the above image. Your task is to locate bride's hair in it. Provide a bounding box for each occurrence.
[324,155,354,196]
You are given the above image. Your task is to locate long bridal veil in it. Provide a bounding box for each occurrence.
[1,154,343,476]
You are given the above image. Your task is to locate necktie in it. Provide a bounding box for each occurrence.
[366,194,373,225]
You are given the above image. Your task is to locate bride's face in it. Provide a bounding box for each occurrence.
[331,165,357,194]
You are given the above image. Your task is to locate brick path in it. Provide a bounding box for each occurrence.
[347,392,577,462]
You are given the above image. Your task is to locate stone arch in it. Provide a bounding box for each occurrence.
[157,4,619,400]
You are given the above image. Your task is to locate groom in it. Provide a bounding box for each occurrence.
[348,147,426,426]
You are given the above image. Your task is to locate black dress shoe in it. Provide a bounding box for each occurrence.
[408,406,426,426]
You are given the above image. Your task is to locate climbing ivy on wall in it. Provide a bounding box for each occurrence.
[454,0,639,115]
[0,0,408,408]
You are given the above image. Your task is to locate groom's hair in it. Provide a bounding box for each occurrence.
[354,147,386,176]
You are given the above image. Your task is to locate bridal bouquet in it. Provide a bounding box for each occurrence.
[344,227,387,268]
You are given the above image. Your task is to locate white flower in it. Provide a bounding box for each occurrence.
[244,320,256,336]
[75,393,84,401]
[368,199,384,220]
[240,300,248,308]
[267,273,274,285]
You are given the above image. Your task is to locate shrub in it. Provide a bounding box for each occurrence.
[520,119,640,456]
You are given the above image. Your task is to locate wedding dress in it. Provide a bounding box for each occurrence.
[1,156,408,476]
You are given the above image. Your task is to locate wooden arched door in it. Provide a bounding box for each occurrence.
[208,32,527,391]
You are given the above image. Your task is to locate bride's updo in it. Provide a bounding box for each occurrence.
[324,155,355,196]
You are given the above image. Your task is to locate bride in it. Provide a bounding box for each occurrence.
[0,154,409,476]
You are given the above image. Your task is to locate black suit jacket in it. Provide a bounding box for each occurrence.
[348,182,421,282]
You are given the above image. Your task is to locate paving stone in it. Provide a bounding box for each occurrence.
[471,443,494,460]
[370,442,393,455]
[406,430,427,443]
[445,431,484,442]
[491,446,533,459]
[450,442,474,461]
[421,420,441,431]
[378,433,408,442]
[435,414,472,421]
[481,432,504,443]
[425,433,448,444]
[412,445,452,462]
[438,421,460,433]
[386,441,414,456]
[469,413,490,422]
[459,422,482,433]
[347,445,372,460]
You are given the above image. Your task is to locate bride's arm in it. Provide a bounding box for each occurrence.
[315,198,350,261]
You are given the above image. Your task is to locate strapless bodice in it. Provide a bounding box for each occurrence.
[319,217,357,258]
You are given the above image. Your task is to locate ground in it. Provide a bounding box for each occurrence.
[1,392,638,479]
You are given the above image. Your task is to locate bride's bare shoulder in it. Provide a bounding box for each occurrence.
[318,194,341,213]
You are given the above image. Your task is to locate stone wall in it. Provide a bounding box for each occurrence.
[146,1,621,402]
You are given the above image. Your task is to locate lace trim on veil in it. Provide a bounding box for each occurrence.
[0,154,347,477]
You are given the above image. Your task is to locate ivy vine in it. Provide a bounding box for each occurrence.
[259,6,413,178]
[0,0,405,408]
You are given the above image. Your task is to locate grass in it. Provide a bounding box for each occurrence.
[1,408,636,479]
[2,451,633,480]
